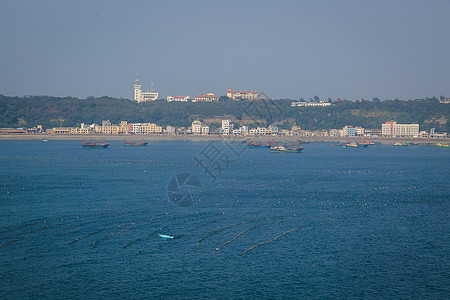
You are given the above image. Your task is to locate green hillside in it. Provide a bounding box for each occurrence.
[0,95,448,132]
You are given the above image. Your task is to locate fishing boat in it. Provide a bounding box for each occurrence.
[441,144,449,148]
[81,139,109,148]
[344,138,369,148]
[247,140,272,148]
[393,143,408,147]
[124,140,148,146]
[361,139,374,146]
[159,234,175,239]
[270,145,303,153]
[331,142,343,146]
[345,142,369,148]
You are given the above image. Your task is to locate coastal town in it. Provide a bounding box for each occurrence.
[0,76,448,141]
[0,120,447,141]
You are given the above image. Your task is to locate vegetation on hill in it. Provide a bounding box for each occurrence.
[0,95,448,132]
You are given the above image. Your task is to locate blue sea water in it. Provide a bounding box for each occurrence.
[0,140,449,299]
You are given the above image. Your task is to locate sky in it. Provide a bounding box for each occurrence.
[0,0,449,100]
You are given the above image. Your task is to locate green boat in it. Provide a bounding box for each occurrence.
[270,145,303,153]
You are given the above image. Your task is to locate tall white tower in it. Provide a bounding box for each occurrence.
[134,75,142,102]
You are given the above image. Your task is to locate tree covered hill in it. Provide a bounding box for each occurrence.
[0,95,448,132]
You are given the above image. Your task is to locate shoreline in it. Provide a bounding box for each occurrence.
[0,134,446,144]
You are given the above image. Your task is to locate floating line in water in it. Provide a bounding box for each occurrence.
[158,241,169,249]
[186,216,223,233]
[0,210,128,234]
[0,235,30,248]
[90,229,129,249]
[215,219,293,251]
[91,212,174,249]
[123,226,169,249]
[196,221,247,247]
[0,210,140,242]
[68,229,106,245]
[196,215,294,248]
[67,212,161,246]
[216,224,261,251]
[239,228,299,256]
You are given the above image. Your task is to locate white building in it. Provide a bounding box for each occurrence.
[329,129,340,137]
[355,127,365,136]
[439,96,450,104]
[227,88,258,100]
[193,93,219,102]
[131,123,140,134]
[201,125,209,135]
[166,126,176,135]
[257,127,267,135]
[342,126,355,137]
[232,128,241,135]
[133,76,158,102]
[167,96,190,102]
[291,101,331,107]
[382,122,420,137]
[221,119,233,135]
[249,128,258,135]
[192,121,202,134]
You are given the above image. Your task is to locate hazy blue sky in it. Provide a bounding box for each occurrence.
[1,0,449,100]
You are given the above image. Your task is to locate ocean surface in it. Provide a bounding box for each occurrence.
[0,140,449,299]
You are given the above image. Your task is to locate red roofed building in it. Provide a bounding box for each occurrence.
[227,88,258,100]
[193,93,218,102]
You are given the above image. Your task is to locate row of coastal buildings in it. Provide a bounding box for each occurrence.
[217,120,445,138]
[1,121,446,138]
[133,76,257,102]
[335,122,445,138]
[47,121,163,135]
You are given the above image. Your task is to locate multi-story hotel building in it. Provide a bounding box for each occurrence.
[167,96,190,102]
[94,124,120,134]
[364,129,382,137]
[201,125,210,135]
[139,123,163,134]
[227,88,257,101]
[343,126,356,137]
[191,120,202,134]
[126,123,162,134]
[193,93,219,102]
[134,76,158,102]
[221,119,233,135]
[382,122,419,137]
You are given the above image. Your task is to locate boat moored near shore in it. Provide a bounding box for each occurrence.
[270,145,304,153]
[81,139,109,148]
[124,139,148,146]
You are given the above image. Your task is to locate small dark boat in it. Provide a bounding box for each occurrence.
[81,139,109,148]
[248,140,272,148]
[124,140,148,146]
[393,143,408,147]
